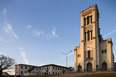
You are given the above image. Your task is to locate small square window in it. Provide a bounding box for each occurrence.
[21,71,23,74]
[102,50,104,54]
[105,49,107,53]
[78,54,81,57]
[21,66,23,69]
[25,67,27,69]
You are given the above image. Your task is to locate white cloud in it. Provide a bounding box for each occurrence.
[25,25,44,37]
[18,47,24,50]
[3,23,19,39]
[0,36,8,42]
[26,25,32,29]
[2,8,7,15]
[103,29,116,38]
[46,27,58,39]
[21,51,29,64]
[25,25,58,39]
[19,47,29,64]
[51,27,58,38]
[31,30,44,37]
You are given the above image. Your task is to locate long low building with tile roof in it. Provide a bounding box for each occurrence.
[15,64,71,76]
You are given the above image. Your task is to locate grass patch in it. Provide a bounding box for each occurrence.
[84,72,116,77]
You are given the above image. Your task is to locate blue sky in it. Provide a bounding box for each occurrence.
[0,0,116,67]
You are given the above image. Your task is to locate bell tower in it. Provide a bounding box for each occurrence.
[74,4,114,72]
[79,4,100,71]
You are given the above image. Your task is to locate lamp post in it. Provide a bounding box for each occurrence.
[62,50,72,67]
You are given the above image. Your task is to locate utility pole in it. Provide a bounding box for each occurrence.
[62,50,72,67]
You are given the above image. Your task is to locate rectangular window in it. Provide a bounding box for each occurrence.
[90,15,92,23]
[91,30,92,40]
[102,50,104,54]
[84,32,86,41]
[105,49,107,53]
[78,54,81,57]
[88,31,90,41]
[88,51,90,59]
[21,66,23,69]
[87,16,89,25]
[21,71,23,74]
[84,18,86,26]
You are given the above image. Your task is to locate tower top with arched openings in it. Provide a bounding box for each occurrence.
[80,4,100,42]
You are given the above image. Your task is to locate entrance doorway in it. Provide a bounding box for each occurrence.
[87,62,92,72]
[102,61,107,71]
[78,64,82,72]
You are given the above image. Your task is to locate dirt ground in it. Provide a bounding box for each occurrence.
[50,72,94,77]
[50,72,116,77]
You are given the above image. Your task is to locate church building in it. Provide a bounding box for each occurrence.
[74,4,114,72]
